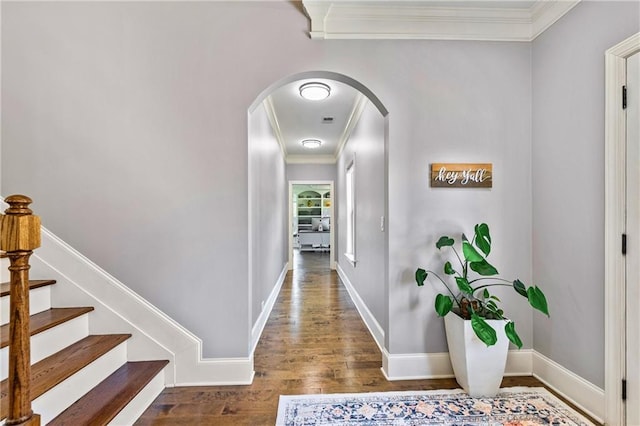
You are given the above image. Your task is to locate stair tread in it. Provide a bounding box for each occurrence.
[0,279,57,298]
[48,360,169,426]
[0,334,132,421]
[0,307,94,349]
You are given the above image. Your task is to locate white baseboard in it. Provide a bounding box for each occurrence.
[532,351,604,424]
[27,224,254,386]
[380,348,603,423]
[382,349,533,381]
[336,263,385,350]
[334,260,603,422]
[251,263,288,355]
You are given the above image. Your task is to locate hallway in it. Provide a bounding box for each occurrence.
[136,252,543,425]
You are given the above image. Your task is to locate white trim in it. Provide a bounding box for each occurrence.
[530,0,580,40]
[533,351,605,424]
[381,349,533,381]
[24,222,254,386]
[378,348,602,422]
[605,32,640,426]
[336,263,384,349]
[250,263,287,355]
[302,0,580,42]
[289,180,336,271]
[263,95,288,159]
[335,93,368,160]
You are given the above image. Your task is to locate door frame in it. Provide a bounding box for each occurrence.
[288,180,335,270]
[604,32,640,426]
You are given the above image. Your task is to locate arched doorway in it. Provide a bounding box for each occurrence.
[247,71,389,365]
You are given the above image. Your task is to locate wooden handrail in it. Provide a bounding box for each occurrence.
[0,195,41,426]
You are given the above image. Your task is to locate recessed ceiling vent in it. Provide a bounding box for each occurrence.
[322,116,334,123]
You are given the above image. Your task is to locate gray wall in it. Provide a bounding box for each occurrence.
[531,1,640,388]
[249,102,288,333]
[387,41,533,354]
[1,1,537,361]
[287,163,336,182]
[337,101,387,330]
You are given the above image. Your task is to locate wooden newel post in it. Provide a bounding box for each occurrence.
[0,195,41,426]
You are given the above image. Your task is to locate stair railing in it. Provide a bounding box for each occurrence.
[0,195,41,426]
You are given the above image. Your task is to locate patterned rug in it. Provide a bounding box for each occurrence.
[276,387,596,425]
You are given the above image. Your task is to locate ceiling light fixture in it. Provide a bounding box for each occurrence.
[299,82,331,100]
[301,139,322,149]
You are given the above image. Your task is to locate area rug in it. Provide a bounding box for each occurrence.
[276,387,595,425]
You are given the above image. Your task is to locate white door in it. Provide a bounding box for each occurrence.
[626,51,640,426]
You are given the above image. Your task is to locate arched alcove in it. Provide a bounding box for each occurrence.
[247,70,390,370]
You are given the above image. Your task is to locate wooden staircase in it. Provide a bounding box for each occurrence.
[1,196,169,425]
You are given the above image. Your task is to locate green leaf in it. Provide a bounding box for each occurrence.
[483,288,490,298]
[455,277,474,294]
[527,286,550,316]
[474,223,492,257]
[444,261,455,275]
[462,241,484,262]
[471,312,497,346]
[490,295,501,302]
[469,259,499,276]
[434,294,453,317]
[436,236,454,249]
[505,321,523,349]
[415,268,428,286]
[513,279,527,297]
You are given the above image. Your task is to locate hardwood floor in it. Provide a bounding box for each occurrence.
[135,251,572,425]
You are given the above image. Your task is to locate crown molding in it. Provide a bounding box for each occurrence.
[263,96,288,159]
[335,93,368,160]
[302,0,581,42]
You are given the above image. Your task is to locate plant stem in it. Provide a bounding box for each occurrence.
[451,247,465,277]
[426,270,462,308]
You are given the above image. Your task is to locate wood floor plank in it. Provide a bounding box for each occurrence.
[48,360,168,426]
[0,307,93,349]
[0,334,131,420]
[136,251,597,425]
[0,279,57,298]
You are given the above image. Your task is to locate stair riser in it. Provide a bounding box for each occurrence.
[1,314,89,381]
[0,258,8,283]
[31,342,128,425]
[108,369,166,426]
[0,286,52,325]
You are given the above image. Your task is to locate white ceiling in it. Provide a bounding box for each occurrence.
[266,0,579,164]
[268,78,361,160]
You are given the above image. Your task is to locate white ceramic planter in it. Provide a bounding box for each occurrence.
[444,313,509,397]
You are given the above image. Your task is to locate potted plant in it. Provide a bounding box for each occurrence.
[415,223,549,397]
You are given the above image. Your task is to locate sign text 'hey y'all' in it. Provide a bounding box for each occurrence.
[430,163,493,188]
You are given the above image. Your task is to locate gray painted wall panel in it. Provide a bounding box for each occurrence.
[531,1,640,388]
[249,103,288,334]
[336,101,386,331]
[385,41,533,354]
[287,163,336,183]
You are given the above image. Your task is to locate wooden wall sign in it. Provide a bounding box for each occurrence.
[430,163,492,188]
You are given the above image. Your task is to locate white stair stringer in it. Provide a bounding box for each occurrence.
[1,285,51,325]
[1,313,89,381]
[28,225,254,386]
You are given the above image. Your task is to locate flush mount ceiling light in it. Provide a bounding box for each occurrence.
[299,82,331,100]
[301,139,322,149]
